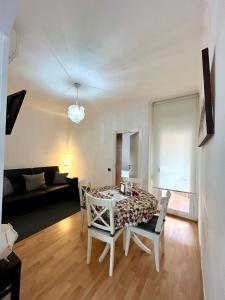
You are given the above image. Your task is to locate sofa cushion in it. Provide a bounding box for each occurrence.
[4,168,32,194]
[46,184,70,193]
[53,172,68,185]
[22,173,46,192]
[3,190,46,204]
[31,166,59,186]
[3,177,13,197]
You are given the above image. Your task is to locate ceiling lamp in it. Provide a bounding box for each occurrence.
[68,83,85,123]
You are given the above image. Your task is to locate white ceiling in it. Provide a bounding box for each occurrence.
[8,0,207,113]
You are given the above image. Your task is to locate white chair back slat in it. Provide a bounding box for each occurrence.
[122,177,143,188]
[155,191,171,233]
[79,179,91,207]
[86,193,115,235]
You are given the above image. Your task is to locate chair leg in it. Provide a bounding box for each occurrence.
[153,236,160,272]
[80,208,85,234]
[132,233,151,254]
[161,228,165,254]
[125,228,131,256]
[99,243,110,263]
[123,228,127,251]
[109,241,115,277]
[87,232,92,264]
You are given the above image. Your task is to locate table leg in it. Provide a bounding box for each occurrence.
[10,267,21,300]
[132,233,151,254]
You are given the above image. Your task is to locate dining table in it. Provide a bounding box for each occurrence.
[86,185,159,254]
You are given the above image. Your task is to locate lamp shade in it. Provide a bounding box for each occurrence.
[68,104,85,123]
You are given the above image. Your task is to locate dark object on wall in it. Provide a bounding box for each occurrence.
[198,48,214,147]
[0,252,21,300]
[2,166,79,221]
[6,90,26,135]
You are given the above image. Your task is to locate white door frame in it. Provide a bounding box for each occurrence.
[167,192,198,221]
[112,129,143,185]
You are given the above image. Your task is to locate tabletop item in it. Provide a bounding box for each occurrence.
[99,189,127,201]
[88,186,158,229]
[120,182,126,194]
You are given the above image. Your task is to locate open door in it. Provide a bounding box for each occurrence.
[129,132,139,178]
[115,133,122,185]
[115,131,139,184]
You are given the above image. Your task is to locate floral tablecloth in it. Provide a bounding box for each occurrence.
[87,186,159,229]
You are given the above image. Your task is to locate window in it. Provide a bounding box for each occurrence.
[152,95,198,193]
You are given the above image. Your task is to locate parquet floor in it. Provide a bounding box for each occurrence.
[5,213,203,300]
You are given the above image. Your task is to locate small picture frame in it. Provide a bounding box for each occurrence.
[120,183,126,194]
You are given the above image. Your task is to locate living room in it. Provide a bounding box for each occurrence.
[0,0,225,299]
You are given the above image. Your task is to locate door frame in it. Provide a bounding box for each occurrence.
[112,129,142,185]
[167,192,198,221]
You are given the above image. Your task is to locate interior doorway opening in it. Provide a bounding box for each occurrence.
[115,131,139,185]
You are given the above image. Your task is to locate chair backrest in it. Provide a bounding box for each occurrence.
[86,193,115,235]
[78,179,91,207]
[122,177,143,188]
[155,191,171,234]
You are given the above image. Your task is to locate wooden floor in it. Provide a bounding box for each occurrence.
[5,213,203,300]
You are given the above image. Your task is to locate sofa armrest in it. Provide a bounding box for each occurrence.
[66,177,79,198]
[66,177,78,187]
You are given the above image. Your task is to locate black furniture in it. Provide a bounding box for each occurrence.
[2,166,79,221]
[0,252,22,300]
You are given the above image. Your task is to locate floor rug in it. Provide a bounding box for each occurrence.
[9,199,80,242]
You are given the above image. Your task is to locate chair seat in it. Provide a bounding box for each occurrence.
[137,215,160,234]
[89,226,122,237]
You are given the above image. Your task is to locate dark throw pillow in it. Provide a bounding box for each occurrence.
[22,173,46,192]
[3,176,13,197]
[53,172,68,185]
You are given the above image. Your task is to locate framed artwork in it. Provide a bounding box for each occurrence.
[198,48,215,147]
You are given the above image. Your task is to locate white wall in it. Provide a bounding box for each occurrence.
[198,0,225,298]
[69,102,150,188]
[0,0,21,221]
[0,33,10,222]
[4,102,69,171]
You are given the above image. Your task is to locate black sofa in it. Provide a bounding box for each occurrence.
[2,166,79,222]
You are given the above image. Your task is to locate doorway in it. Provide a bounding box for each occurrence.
[115,131,139,185]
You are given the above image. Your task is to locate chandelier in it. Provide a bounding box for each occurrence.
[68,83,85,123]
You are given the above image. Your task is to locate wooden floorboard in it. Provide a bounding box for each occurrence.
[5,213,203,300]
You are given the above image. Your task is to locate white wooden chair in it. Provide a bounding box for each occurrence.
[125,191,171,272]
[86,193,124,277]
[122,177,143,188]
[79,179,91,233]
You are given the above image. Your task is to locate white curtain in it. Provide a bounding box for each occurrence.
[152,95,198,193]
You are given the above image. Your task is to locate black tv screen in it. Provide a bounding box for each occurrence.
[6,90,26,135]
